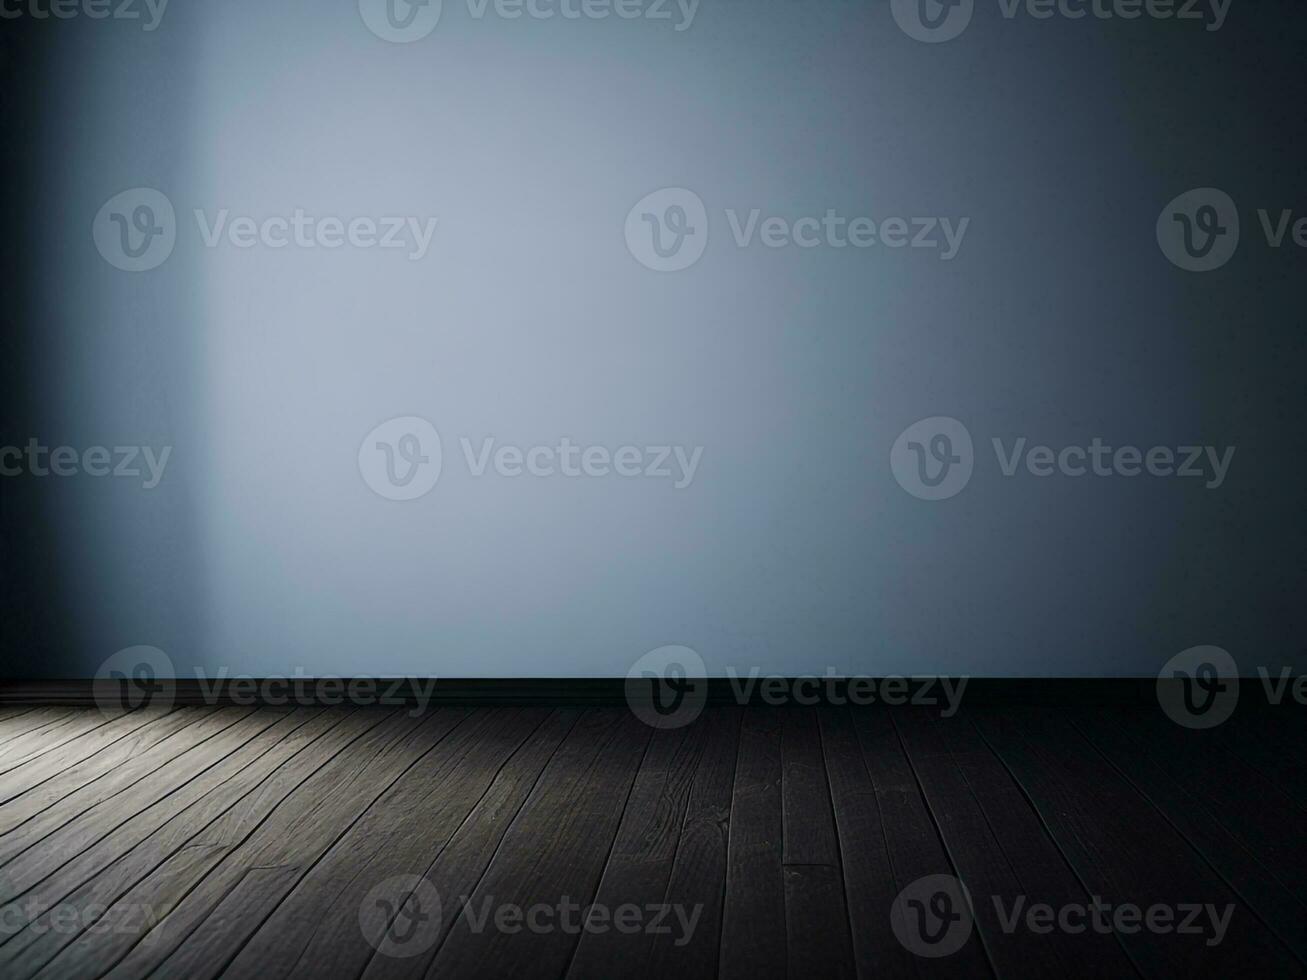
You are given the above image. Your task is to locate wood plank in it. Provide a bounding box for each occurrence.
[0,711,114,772]
[850,707,992,978]
[781,707,853,979]
[0,706,172,805]
[0,708,206,834]
[1070,707,1307,963]
[817,706,914,980]
[1179,705,1307,815]
[642,706,741,980]
[155,865,303,972]
[223,707,552,980]
[81,709,464,980]
[355,709,581,980]
[565,712,709,980]
[0,707,266,894]
[6,707,379,976]
[1216,707,1307,810]
[0,708,236,848]
[894,708,1129,978]
[0,709,78,750]
[719,705,785,980]
[1,702,1303,977]
[973,707,1304,978]
[937,710,1137,977]
[0,707,353,977]
[421,709,651,979]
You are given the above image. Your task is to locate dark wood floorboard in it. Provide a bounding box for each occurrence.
[0,708,205,822]
[356,707,582,980]
[16,707,386,976]
[973,707,1305,978]
[780,707,853,979]
[643,706,742,980]
[719,706,785,980]
[920,709,1137,977]
[422,710,651,980]
[851,705,994,979]
[1070,706,1307,962]
[228,707,552,980]
[909,709,1140,977]
[565,713,709,980]
[0,707,167,803]
[1,704,1305,979]
[96,708,459,979]
[818,706,915,980]
[1201,706,1307,811]
[0,708,266,889]
[0,708,336,976]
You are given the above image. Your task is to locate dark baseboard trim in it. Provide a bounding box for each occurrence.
[0,677,1176,707]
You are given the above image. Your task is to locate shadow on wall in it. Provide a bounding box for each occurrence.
[0,17,206,678]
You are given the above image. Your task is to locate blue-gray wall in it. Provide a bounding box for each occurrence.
[2,0,1303,678]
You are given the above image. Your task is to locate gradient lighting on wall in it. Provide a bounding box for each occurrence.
[16,0,1304,682]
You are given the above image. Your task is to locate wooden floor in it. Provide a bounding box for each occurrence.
[0,703,1304,979]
